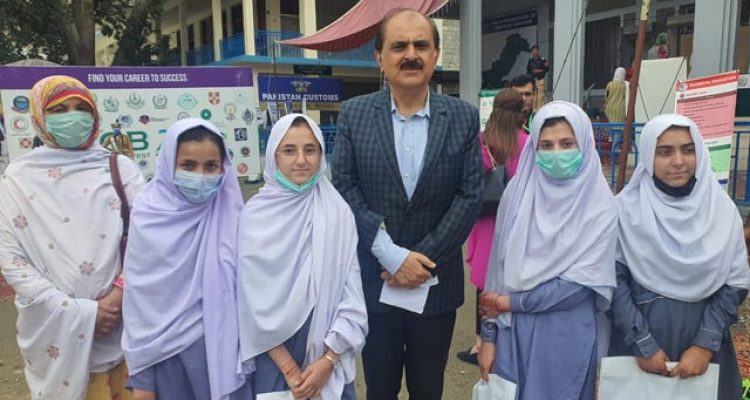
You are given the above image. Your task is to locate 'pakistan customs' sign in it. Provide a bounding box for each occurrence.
[0,66,262,178]
[258,75,342,111]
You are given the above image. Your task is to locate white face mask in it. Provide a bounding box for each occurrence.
[173,170,223,203]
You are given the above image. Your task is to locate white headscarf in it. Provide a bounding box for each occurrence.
[616,114,750,301]
[613,67,626,82]
[237,114,367,399]
[485,101,617,310]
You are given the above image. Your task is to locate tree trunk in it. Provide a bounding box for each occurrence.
[66,0,95,65]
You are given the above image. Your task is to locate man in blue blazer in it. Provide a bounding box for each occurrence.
[331,8,483,400]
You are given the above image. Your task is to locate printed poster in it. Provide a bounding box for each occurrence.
[481,11,538,89]
[480,89,501,131]
[674,70,739,187]
[0,66,261,178]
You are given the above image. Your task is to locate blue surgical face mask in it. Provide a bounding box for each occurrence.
[535,149,583,179]
[274,169,320,193]
[174,170,223,203]
[44,111,94,149]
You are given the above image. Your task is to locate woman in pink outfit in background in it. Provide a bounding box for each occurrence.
[458,88,528,365]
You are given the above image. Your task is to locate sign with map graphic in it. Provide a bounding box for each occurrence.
[0,66,261,178]
[482,10,538,89]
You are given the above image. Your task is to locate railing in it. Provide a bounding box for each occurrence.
[593,122,750,204]
[220,33,245,59]
[217,31,377,65]
[186,45,215,65]
[255,30,303,58]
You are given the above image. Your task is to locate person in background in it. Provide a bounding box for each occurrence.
[122,119,249,400]
[647,32,669,60]
[0,75,145,399]
[603,67,627,123]
[457,89,528,365]
[237,113,367,400]
[608,114,750,400]
[478,101,616,400]
[507,75,536,135]
[526,44,548,111]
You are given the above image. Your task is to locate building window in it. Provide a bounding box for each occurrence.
[200,17,213,46]
[222,10,228,37]
[187,24,195,50]
[232,4,244,34]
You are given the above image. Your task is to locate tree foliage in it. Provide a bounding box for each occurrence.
[0,0,167,66]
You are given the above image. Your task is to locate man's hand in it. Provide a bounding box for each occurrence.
[478,341,496,382]
[636,349,670,376]
[380,252,435,288]
[670,345,713,379]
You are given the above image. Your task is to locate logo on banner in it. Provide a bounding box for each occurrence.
[117,114,133,127]
[103,97,119,112]
[240,146,250,157]
[152,94,168,109]
[177,111,190,120]
[200,109,212,120]
[242,109,254,124]
[177,93,198,110]
[208,92,220,105]
[126,93,145,109]
[11,117,29,132]
[291,80,312,93]
[12,96,29,113]
[19,137,32,149]
[234,128,248,141]
[224,103,237,121]
[237,163,248,174]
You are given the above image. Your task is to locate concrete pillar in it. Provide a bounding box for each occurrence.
[265,0,281,31]
[299,0,318,58]
[537,3,551,94]
[242,0,256,55]
[178,0,188,65]
[553,0,585,104]
[212,0,222,61]
[692,0,739,77]
[459,0,481,108]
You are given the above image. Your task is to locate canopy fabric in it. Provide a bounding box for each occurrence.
[280,0,450,52]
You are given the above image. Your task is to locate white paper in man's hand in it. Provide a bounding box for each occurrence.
[379,276,438,313]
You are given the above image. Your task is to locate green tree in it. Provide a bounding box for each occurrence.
[0,0,166,66]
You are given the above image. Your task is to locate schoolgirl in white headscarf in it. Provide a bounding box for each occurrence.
[237,113,367,399]
[478,101,617,400]
[609,114,750,400]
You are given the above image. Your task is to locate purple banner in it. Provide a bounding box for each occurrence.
[0,66,253,90]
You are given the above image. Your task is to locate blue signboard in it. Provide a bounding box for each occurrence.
[258,75,342,103]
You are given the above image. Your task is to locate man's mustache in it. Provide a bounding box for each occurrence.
[400,60,423,70]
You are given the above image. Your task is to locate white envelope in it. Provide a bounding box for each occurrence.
[379,276,438,314]
[471,375,518,400]
[256,391,294,400]
[598,356,719,400]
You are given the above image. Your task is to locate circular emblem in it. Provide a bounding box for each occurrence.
[12,96,30,113]
[177,111,190,120]
[118,114,133,127]
[240,147,250,157]
[200,109,212,120]
[237,163,248,174]
[11,117,28,131]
